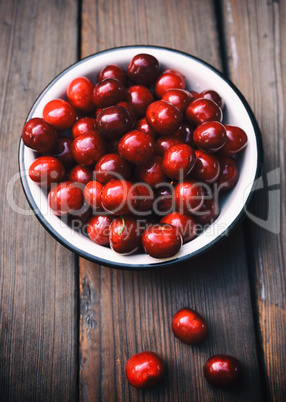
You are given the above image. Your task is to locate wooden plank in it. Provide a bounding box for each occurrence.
[0,0,78,400]
[79,0,263,400]
[221,0,286,400]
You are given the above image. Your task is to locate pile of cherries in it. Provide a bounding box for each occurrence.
[22,53,248,259]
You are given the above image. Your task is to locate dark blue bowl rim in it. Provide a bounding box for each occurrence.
[18,45,264,271]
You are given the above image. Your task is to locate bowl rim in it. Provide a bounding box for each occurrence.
[18,45,264,270]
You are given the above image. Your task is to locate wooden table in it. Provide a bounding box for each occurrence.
[0,0,285,400]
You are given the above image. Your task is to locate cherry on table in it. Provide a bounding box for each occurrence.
[87,215,113,246]
[94,153,132,184]
[204,354,243,387]
[22,117,58,153]
[67,76,95,113]
[142,223,182,258]
[127,53,160,86]
[118,129,155,165]
[186,98,222,125]
[146,100,183,135]
[162,143,196,180]
[43,99,76,131]
[171,308,208,343]
[126,351,165,389]
[29,156,65,187]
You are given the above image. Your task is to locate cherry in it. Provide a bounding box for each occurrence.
[194,199,219,225]
[155,135,184,156]
[69,202,93,227]
[43,99,76,130]
[200,89,224,109]
[174,121,196,147]
[132,183,154,214]
[135,155,166,188]
[186,98,222,125]
[101,179,138,215]
[162,68,186,83]
[48,181,83,216]
[97,64,127,84]
[174,180,204,213]
[22,117,58,153]
[87,215,113,246]
[142,223,182,258]
[72,131,106,166]
[126,351,165,389]
[126,85,154,118]
[96,105,133,140]
[162,144,196,180]
[118,130,155,165]
[69,165,92,185]
[136,117,158,140]
[220,125,248,156]
[190,90,200,100]
[109,216,141,254]
[83,180,103,210]
[72,117,96,139]
[192,150,220,183]
[67,76,95,113]
[162,89,193,113]
[155,72,186,98]
[146,100,183,135]
[153,185,174,215]
[92,78,126,108]
[161,212,197,243]
[172,308,208,344]
[29,156,65,187]
[51,136,75,168]
[94,153,132,184]
[217,156,239,191]
[204,354,243,387]
[116,101,137,128]
[127,54,160,86]
[193,121,226,153]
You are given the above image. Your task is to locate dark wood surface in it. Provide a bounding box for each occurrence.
[0,0,285,401]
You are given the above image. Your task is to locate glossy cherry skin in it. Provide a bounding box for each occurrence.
[172,308,208,344]
[136,117,158,140]
[142,223,182,258]
[220,125,248,156]
[126,351,165,389]
[126,85,154,118]
[190,90,200,100]
[155,135,184,156]
[192,150,220,183]
[29,156,65,187]
[146,100,183,135]
[48,181,83,216]
[97,64,127,84]
[69,165,93,185]
[72,117,96,139]
[118,130,155,165]
[101,179,138,215]
[153,185,174,214]
[217,156,239,192]
[162,89,193,113]
[186,98,222,125]
[109,216,141,254]
[87,215,113,246]
[96,105,133,140]
[194,199,219,225]
[83,180,103,210]
[72,131,106,166]
[174,180,204,213]
[174,121,196,147]
[204,354,243,387]
[51,136,76,168]
[162,144,196,180]
[92,78,126,108]
[43,99,76,131]
[200,89,224,109]
[22,117,58,153]
[155,72,186,98]
[193,121,226,153]
[127,54,160,86]
[94,153,132,184]
[160,213,197,243]
[132,183,154,214]
[67,77,95,113]
[162,68,186,83]
[116,101,137,128]
[135,155,166,188]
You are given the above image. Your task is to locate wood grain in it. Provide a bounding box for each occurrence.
[221,0,286,400]
[0,0,78,400]
[79,0,263,400]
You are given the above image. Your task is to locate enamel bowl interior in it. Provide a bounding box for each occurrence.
[19,46,262,269]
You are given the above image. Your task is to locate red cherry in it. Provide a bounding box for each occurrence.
[22,117,58,153]
[51,136,75,168]
[132,183,154,213]
[155,72,186,98]
[29,156,65,187]
[101,179,138,215]
[126,351,165,389]
[160,212,197,243]
[127,54,160,86]
[136,117,158,140]
[135,155,166,188]
[217,156,239,191]
[192,150,220,183]
[72,117,96,139]
[162,144,196,180]
[43,99,76,130]
[94,153,132,184]
[155,135,184,156]
[69,202,93,227]
[146,100,183,135]
[193,121,226,153]
[186,98,222,125]
[200,89,224,109]
[174,121,196,147]
[162,89,193,112]
[118,130,155,165]
[126,85,154,118]
[220,125,248,156]
[69,165,93,185]
[67,77,95,112]
[96,105,133,140]
[153,185,174,214]
[172,308,208,344]
[87,215,113,246]
[116,101,137,128]
[97,64,127,84]
[72,131,106,166]
[109,216,141,254]
[204,354,243,387]
[174,180,204,213]
[194,199,219,225]
[92,78,126,108]
[162,68,186,83]
[190,90,200,100]
[142,223,182,258]
[83,180,103,210]
[48,181,83,216]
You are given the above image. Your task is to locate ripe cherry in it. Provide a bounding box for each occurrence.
[126,85,154,118]
[199,89,224,109]
[109,216,141,254]
[136,117,158,140]
[97,64,127,84]
[162,88,193,113]
[101,179,138,215]
[96,105,133,140]
[161,213,197,243]
[72,131,106,166]
[22,117,58,153]
[43,99,76,130]
[127,53,160,86]
[162,144,196,180]
[67,76,95,113]
[135,155,166,188]
[48,181,83,216]
[155,72,186,98]
[92,78,126,108]
[142,223,182,258]
[220,125,248,156]
[132,183,154,214]
[83,180,103,210]
[174,180,205,213]
[118,130,155,165]
[204,354,243,387]
[51,136,75,168]
[155,135,184,156]
[69,165,93,185]
[146,100,183,135]
[153,185,174,214]
[193,121,226,153]
[29,156,65,187]
[217,156,239,191]
[87,215,113,246]
[72,117,96,139]
[174,121,196,147]
[172,308,208,344]
[116,101,137,128]
[94,153,132,184]
[192,150,220,183]
[194,199,219,225]
[186,98,222,125]
[126,351,165,389]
